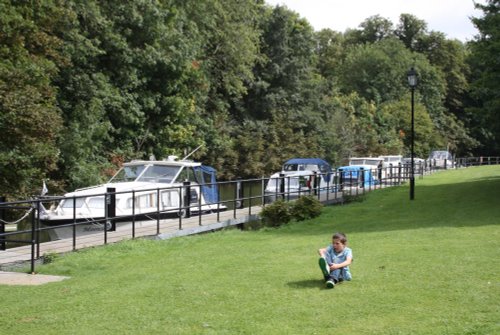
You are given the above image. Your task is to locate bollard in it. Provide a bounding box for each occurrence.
[338,169,344,191]
[183,181,191,218]
[106,188,116,231]
[236,180,244,209]
[359,168,365,189]
[279,173,285,200]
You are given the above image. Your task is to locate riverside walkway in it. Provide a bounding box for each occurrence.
[0,206,262,268]
[0,189,349,270]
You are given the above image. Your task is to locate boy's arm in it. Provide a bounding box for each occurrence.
[329,256,352,270]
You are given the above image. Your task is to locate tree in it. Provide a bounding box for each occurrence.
[241,5,324,172]
[314,29,345,83]
[395,13,427,50]
[54,0,209,189]
[377,99,443,157]
[358,15,395,43]
[0,0,65,198]
[178,0,263,176]
[467,0,500,155]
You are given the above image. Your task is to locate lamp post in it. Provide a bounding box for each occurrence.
[407,67,418,200]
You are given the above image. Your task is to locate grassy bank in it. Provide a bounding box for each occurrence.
[1,166,499,334]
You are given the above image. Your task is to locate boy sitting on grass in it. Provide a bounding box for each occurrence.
[318,232,353,289]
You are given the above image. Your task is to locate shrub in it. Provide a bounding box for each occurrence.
[290,195,323,221]
[259,200,292,227]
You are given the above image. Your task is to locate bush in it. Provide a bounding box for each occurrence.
[290,195,323,221]
[259,200,292,227]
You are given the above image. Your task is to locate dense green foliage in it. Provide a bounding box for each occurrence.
[289,195,323,221]
[1,166,499,334]
[468,0,500,156]
[259,199,292,227]
[259,195,323,227]
[1,0,498,198]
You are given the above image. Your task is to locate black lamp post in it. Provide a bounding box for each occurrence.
[407,67,418,200]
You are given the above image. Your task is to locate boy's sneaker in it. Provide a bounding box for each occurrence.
[318,257,330,279]
[325,278,335,289]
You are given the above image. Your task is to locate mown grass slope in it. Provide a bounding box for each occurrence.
[1,166,499,334]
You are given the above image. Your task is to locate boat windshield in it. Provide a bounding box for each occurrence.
[429,151,452,160]
[137,165,181,183]
[349,159,381,166]
[109,164,181,183]
[283,164,320,172]
[109,165,148,182]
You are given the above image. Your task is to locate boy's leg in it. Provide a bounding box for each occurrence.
[325,276,335,288]
[319,258,336,289]
[318,258,330,280]
[331,268,352,283]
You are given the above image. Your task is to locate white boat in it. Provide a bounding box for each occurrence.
[379,155,403,168]
[264,158,334,200]
[40,155,226,231]
[428,150,454,169]
[349,156,404,180]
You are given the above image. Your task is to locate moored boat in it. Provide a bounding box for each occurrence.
[264,158,334,201]
[39,155,226,236]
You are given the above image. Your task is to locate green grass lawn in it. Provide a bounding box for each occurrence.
[1,166,499,334]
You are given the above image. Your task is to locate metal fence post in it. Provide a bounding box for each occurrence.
[236,180,244,209]
[183,181,191,218]
[30,203,36,273]
[0,196,5,250]
[338,169,343,191]
[279,173,285,200]
[106,188,116,232]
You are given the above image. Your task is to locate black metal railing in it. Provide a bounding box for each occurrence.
[1,156,498,272]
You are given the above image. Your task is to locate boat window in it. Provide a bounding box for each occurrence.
[349,159,365,165]
[160,190,180,208]
[176,167,198,183]
[283,164,299,171]
[126,193,157,209]
[87,197,105,209]
[109,165,147,183]
[318,164,330,173]
[61,198,85,209]
[283,164,321,172]
[137,165,180,183]
[305,164,322,171]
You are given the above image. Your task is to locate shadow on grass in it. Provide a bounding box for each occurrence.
[286,278,322,290]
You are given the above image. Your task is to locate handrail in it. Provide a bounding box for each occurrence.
[0,156,499,272]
